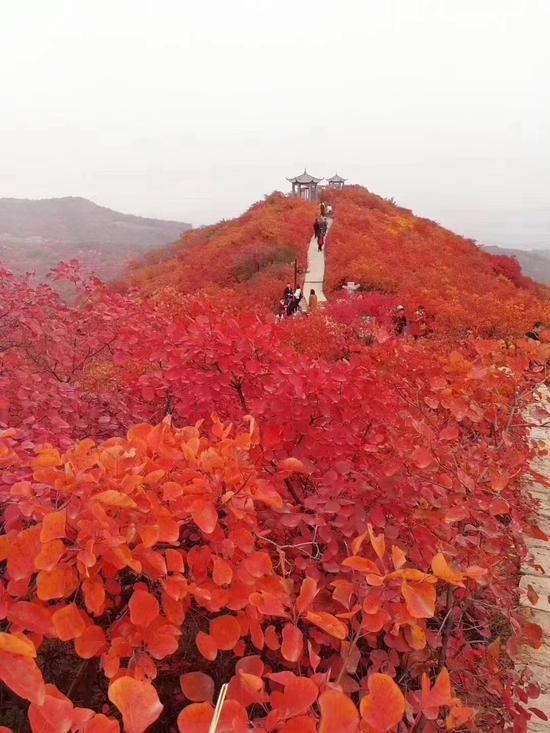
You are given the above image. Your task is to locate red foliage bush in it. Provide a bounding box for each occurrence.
[1,190,549,732]
[323,188,549,337]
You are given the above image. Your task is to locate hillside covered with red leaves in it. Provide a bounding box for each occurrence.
[0,186,549,733]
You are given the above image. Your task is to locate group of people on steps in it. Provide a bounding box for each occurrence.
[278,284,318,320]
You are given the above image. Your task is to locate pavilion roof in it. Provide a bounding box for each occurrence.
[328,173,347,183]
[287,169,322,184]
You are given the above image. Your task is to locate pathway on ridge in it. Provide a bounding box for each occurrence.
[522,387,550,732]
[302,219,332,304]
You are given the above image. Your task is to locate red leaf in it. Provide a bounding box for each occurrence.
[180,672,215,703]
[281,623,303,663]
[523,622,543,649]
[319,689,359,733]
[108,676,163,733]
[75,625,107,659]
[281,676,318,717]
[0,650,46,705]
[360,673,405,732]
[411,446,433,469]
[7,601,54,636]
[296,577,318,614]
[177,702,213,733]
[196,631,218,661]
[210,615,241,651]
[129,589,160,628]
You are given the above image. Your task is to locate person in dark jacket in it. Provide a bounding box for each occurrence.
[392,305,407,336]
[526,322,545,341]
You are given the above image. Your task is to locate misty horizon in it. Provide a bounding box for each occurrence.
[1,0,548,250]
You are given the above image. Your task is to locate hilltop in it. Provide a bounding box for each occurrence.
[0,196,190,279]
[129,187,548,337]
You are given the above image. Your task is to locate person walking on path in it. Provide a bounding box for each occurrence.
[317,215,328,252]
[308,289,319,311]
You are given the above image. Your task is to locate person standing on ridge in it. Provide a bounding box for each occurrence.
[320,201,326,216]
[392,305,407,336]
[526,322,545,342]
[411,305,429,339]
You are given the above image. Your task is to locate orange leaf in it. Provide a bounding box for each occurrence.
[402,580,436,618]
[35,539,66,572]
[431,553,464,587]
[281,622,303,663]
[391,545,407,570]
[351,530,369,555]
[129,589,160,628]
[40,512,66,542]
[238,671,264,694]
[108,676,163,733]
[83,714,121,732]
[421,668,454,719]
[177,702,213,733]
[279,457,309,474]
[196,631,218,661]
[306,611,347,640]
[210,615,241,651]
[368,524,386,560]
[191,499,218,534]
[83,579,106,616]
[0,632,36,657]
[319,689,359,733]
[94,490,138,509]
[52,604,86,641]
[342,556,381,575]
[446,704,475,730]
[180,672,214,703]
[360,673,405,732]
[296,576,318,614]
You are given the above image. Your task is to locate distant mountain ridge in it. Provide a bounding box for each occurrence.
[481,245,550,285]
[0,196,191,279]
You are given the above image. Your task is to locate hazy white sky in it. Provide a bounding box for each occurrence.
[1,0,548,248]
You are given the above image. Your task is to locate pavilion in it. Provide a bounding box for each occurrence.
[327,173,347,190]
[287,170,323,201]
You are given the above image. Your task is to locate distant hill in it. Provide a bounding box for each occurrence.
[0,197,191,280]
[481,245,550,286]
